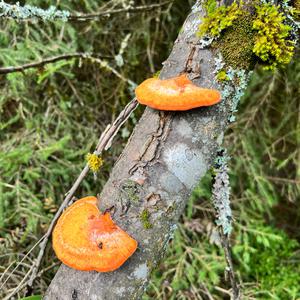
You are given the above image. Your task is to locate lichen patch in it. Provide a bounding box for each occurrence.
[133,263,149,280]
[163,143,207,189]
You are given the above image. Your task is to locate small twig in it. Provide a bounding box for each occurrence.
[265,175,300,184]
[90,57,136,88]
[68,2,172,21]
[0,52,111,75]
[220,233,240,300]
[214,285,232,296]
[200,282,214,300]
[19,98,139,294]
[0,235,46,291]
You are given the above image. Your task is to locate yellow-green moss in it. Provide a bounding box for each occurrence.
[216,70,230,82]
[198,1,296,71]
[140,209,152,229]
[121,180,140,202]
[198,1,243,37]
[213,13,256,70]
[86,153,103,172]
[153,70,161,78]
[204,0,217,14]
[253,3,295,70]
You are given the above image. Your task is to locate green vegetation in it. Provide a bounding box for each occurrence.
[213,13,256,70]
[198,1,242,37]
[216,70,230,82]
[140,209,153,229]
[253,3,295,70]
[120,180,141,202]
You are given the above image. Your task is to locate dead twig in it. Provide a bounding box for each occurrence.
[68,2,173,21]
[220,233,240,300]
[0,52,111,75]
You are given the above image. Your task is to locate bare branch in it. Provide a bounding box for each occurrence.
[0,53,111,75]
[221,234,241,300]
[68,1,173,21]
[212,149,240,299]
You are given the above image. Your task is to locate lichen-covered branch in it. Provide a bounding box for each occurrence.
[0,1,70,21]
[45,1,247,299]
[212,149,240,299]
[0,1,171,22]
[212,149,232,235]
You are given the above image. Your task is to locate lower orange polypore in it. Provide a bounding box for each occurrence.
[52,196,138,272]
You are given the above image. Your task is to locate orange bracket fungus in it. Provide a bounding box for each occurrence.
[135,74,221,111]
[53,196,137,272]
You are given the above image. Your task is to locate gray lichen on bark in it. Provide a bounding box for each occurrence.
[45,1,238,299]
[212,149,232,235]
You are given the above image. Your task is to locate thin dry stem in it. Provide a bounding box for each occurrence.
[0,53,111,75]
[68,2,172,21]
[221,233,241,300]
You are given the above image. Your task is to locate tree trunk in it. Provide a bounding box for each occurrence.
[45,1,233,299]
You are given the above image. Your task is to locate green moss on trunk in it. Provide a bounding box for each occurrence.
[212,13,256,70]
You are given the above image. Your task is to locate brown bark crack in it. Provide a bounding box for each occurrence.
[129,112,172,175]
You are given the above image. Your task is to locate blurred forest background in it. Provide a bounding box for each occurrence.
[0,0,299,299]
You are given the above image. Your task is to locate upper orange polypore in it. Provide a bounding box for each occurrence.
[135,74,221,111]
[52,196,138,272]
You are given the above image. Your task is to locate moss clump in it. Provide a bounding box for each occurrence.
[198,1,243,37]
[140,209,152,229]
[203,0,217,14]
[216,70,230,82]
[86,153,103,173]
[120,180,140,202]
[199,1,296,70]
[153,70,161,78]
[213,13,256,70]
[253,3,295,70]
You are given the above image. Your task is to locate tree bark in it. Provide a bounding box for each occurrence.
[45,1,232,299]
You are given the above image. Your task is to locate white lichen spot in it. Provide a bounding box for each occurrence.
[176,119,193,138]
[160,172,184,194]
[164,143,207,189]
[216,132,224,146]
[170,224,178,238]
[115,287,126,296]
[133,263,148,280]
